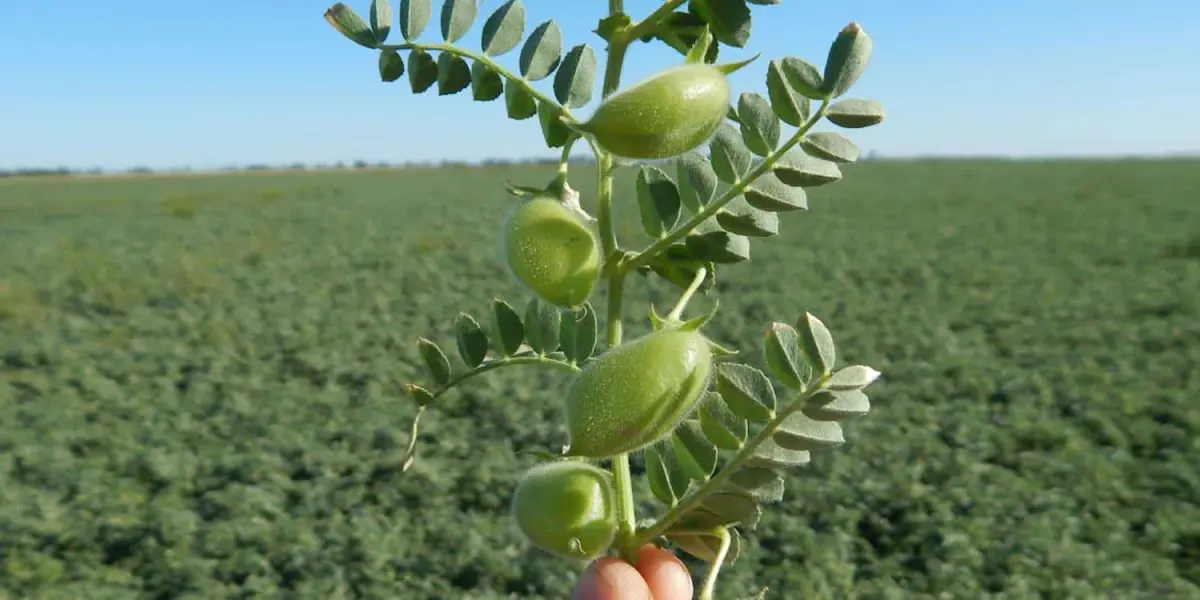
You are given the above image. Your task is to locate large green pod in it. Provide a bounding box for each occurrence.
[578,64,731,160]
[502,194,601,308]
[565,329,713,458]
[511,461,617,560]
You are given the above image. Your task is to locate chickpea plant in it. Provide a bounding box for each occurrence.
[325,0,884,597]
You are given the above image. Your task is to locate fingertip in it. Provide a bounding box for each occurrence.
[573,556,652,600]
[635,545,694,600]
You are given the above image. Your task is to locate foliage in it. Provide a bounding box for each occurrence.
[321,0,894,595]
[1,160,1199,597]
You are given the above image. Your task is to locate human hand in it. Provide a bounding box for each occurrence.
[572,545,694,600]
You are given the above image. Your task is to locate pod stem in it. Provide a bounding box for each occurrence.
[666,266,708,322]
[698,528,732,600]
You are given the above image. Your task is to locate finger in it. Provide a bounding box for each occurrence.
[573,556,652,600]
[635,545,694,600]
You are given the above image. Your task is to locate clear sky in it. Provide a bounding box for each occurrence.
[3,0,1198,170]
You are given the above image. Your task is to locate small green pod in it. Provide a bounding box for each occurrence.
[510,461,617,560]
[579,64,731,160]
[502,194,601,308]
[565,329,713,458]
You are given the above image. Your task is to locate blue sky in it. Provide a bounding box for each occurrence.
[3,0,1198,170]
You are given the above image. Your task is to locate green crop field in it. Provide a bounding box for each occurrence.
[1,159,1198,599]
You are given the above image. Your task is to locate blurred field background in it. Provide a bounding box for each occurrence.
[2,158,1198,598]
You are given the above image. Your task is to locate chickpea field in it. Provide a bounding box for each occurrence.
[2,159,1198,599]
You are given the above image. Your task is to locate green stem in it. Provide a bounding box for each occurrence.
[666,266,707,321]
[602,0,686,95]
[698,528,732,600]
[380,41,576,124]
[624,0,689,43]
[428,355,580,402]
[595,0,641,566]
[622,100,832,273]
[632,377,828,547]
[558,135,577,173]
[601,42,629,97]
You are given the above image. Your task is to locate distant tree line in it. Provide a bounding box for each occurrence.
[0,155,611,178]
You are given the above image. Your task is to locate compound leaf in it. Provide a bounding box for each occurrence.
[780,56,823,99]
[728,467,785,503]
[715,363,776,422]
[504,81,537,119]
[636,165,682,238]
[685,219,751,264]
[378,49,405,82]
[698,391,747,450]
[676,153,718,215]
[765,58,809,126]
[748,437,810,469]
[656,438,692,499]
[553,44,597,108]
[440,0,477,43]
[407,49,438,93]
[416,337,451,385]
[645,444,678,505]
[736,92,779,156]
[480,0,524,56]
[689,0,752,48]
[744,172,807,212]
[537,99,571,148]
[490,298,524,356]
[524,298,561,354]
[774,412,844,451]
[559,302,597,363]
[710,123,753,183]
[826,97,884,129]
[804,388,871,421]
[436,52,471,95]
[716,196,779,238]
[325,3,377,49]
[454,312,489,368]
[469,60,503,101]
[672,420,718,481]
[699,489,761,529]
[764,321,810,389]
[667,528,741,565]
[773,149,842,187]
[822,22,872,98]
[797,311,835,375]
[405,382,435,407]
[826,365,881,390]
[519,20,562,81]
[399,0,431,41]
[369,0,392,43]
[801,131,860,164]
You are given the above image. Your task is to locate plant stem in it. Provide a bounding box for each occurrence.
[625,0,689,43]
[594,0,639,564]
[428,355,580,402]
[601,42,629,98]
[380,41,575,124]
[698,528,732,600]
[632,378,827,547]
[666,266,707,321]
[622,100,832,273]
